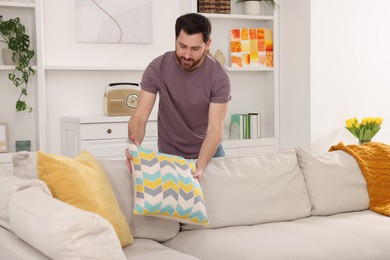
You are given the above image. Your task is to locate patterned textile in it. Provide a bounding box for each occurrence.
[128,143,209,225]
[329,142,390,216]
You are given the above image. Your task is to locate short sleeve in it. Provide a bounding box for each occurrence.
[140,64,159,94]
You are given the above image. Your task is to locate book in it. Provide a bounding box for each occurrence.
[248,113,261,139]
[230,114,244,140]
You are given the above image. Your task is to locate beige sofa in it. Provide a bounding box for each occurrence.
[1,147,390,260]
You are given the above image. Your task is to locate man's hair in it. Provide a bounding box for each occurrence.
[175,13,211,43]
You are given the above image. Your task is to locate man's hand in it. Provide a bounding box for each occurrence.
[126,135,137,174]
[192,168,204,182]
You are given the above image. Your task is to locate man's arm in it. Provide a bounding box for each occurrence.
[128,90,157,144]
[126,90,156,172]
[193,102,228,181]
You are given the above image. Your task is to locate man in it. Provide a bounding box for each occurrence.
[126,13,231,181]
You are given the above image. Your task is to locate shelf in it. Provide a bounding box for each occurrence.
[43,65,273,72]
[0,65,37,70]
[45,65,147,71]
[226,67,273,72]
[222,137,277,148]
[200,13,273,21]
[0,1,35,9]
[61,114,157,124]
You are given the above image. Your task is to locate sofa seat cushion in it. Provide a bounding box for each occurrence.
[182,149,311,230]
[295,147,369,215]
[164,210,390,260]
[123,239,199,260]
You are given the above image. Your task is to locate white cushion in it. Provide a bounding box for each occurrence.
[182,149,312,230]
[0,170,50,231]
[9,187,126,260]
[295,147,369,215]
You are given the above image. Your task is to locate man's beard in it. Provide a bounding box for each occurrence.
[176,54,204,72]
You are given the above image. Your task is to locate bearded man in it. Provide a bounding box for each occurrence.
[126,13,231,181]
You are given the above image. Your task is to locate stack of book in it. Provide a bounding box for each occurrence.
[198,0,231,14]
[230,113,261,140]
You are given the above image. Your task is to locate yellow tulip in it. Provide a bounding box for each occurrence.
[367,117,373,123]
[375,117,383,125]
[362,118,367,125]
[355,122,360,128]
[346,121,352,128]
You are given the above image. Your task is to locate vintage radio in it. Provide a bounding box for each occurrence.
[104,83,141,116]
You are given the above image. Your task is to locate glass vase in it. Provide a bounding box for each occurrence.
[358,140,371,145]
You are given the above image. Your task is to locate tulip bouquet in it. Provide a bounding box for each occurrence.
[345,117,383,144]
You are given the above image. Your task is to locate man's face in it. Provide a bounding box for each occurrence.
[175,30,210,71]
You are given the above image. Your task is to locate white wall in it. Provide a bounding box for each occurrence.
[279,0,311,150]
[280,0,390,153]
[44,0,390,154]
[42,0,183,153]
[310,0,390,152]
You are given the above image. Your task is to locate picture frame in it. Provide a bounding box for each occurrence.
[0,123,8,153]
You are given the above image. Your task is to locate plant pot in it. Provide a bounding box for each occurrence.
[244,1,261,15]
[15,140,31,152]
[2,48,17,65]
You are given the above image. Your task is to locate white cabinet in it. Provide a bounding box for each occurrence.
[185,0,280,155]
[60,116,158,160]
[0,0,45,167]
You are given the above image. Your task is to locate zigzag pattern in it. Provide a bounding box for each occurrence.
[129,143,209,225]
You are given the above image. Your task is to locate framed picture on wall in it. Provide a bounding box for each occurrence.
[0,123,8,153]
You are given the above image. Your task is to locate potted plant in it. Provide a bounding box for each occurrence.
[0,15,35,112]
[236,0,279,15]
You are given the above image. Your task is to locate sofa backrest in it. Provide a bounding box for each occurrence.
[295,147,369,215]
[182,149,312,230]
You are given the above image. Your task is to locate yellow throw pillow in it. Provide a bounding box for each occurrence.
[37,150,133,247]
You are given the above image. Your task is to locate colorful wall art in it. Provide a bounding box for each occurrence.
[76,0,152,44]
[230,28,273,68]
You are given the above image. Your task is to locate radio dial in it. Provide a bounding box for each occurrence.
[126,94,139,109]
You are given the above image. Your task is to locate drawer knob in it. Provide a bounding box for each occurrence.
[107,129,112,134]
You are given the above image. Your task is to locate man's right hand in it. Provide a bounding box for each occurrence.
[126,135,137,174]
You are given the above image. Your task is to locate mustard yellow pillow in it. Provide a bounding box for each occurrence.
[37,150,133,247]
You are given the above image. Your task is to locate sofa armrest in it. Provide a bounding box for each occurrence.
[9,187,126,260]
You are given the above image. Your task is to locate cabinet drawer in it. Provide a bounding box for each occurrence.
[81,138,158,159]
[79,121,157,140]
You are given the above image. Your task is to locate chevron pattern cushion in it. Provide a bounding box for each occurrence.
[128,143,209,225]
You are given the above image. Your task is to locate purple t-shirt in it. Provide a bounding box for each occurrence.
[141,51,231,158]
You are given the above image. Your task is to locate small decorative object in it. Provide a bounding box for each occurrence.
[345,117,383,144]
[213,49,226,66]
[235,0,279,15]
[0,123,8,153]
[15,140,31,152]
[0,15,35,112]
